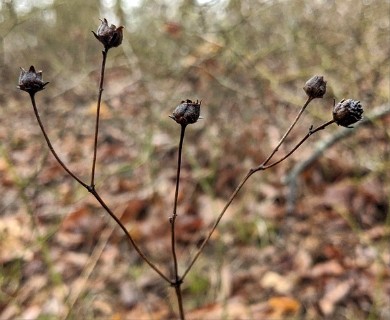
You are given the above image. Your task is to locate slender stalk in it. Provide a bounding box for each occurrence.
[90,188,171,283]
[171,125,186,277]
[175,285,185,320]
[91,48,108,187]
[182,117,335,280]
[29,93,88,188]
[29,93,170,284]
[182,170,253,280]
[170,124,186,318]
[259,119,336,170]
[262,97,313,166]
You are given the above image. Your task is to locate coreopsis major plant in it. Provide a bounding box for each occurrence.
[17,18,364,320]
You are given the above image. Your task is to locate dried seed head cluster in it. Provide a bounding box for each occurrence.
[170,100,201,126]
[17,66,49,95]
[92,18,124,50]
[303,75,327,99]
[333,99,364,127]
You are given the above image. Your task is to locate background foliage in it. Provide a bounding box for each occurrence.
[1,0,389,319]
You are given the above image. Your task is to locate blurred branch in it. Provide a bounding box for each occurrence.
[284,103,390,214]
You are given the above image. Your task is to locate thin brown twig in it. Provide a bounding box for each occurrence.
[89,189,171,283]
[259,119,336,170]
[285,104,390,213]
[29,93,88,188]
[29,92,170,284]
[182,114,334,281]
[170,124,187,320]
[175,285,185,320]
[91,48,108,187]
[182,170,253,280]
[262,96,313,165]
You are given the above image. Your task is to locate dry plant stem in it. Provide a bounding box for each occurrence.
[171,125,186,276]
[89,188,171,283]
[182,118,335,280]
[29,93,170,284]
[85,50,172,282]
[258,119,336,170]
[175,285,185,320]
[91,48,108,187]
[170,124,186,320]
[262,97,313,166]
[182,170,252,280]
[29,93,87,188]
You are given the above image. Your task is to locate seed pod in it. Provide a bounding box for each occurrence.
[92,18,124,50]
[333,99,364,128]
[303,75,327,99]
[17,66,49,95]
[169,99,201,126]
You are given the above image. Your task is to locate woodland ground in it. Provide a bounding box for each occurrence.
[0,1,389,319]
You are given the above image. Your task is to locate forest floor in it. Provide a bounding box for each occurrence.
[1,78,389,319]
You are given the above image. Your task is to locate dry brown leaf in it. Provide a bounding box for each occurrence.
[55,231,85,247]
[294,249,313,274]
[92,299,113,316]
[110,313,123,320]
[267,296,301,318]
[188,297,250,320]
[307,260,344,278]
[163,21,182,38]
[60,206,92,231]
[319,280,353,316]
[261,271,294,294]
[87,101,112,119]
[0,214,33,263]
[120,198,149,224]
[175,215,204,243]
[322,180,355,212]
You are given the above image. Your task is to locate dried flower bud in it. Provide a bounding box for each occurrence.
[92,18,124,50]
[17,66,49,95]
[169,99,201,126]
[333,99,363,128]
[303,75,327,99]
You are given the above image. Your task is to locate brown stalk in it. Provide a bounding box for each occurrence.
[89,188,171,283]
[90,48,108,187]
[28,72,170,285]
[170,124,187,320]
[87,47,170,283]
[29,93,87,188]
[182,101,334,280]
[262,96,313,165]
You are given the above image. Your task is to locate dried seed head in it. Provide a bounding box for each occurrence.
[17,66,49,95]
[92,18,124,50]
[303,75,327,99]
[169,99,201,126]
[333,99,364,128]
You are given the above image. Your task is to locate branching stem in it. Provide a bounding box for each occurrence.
[174,283,185,320]
[29,93,170,284]
[182,102,334,280]
[89,187,171,283]
[182,169,252,280]
[263,96,313,166]
[258,119,335,171]
[25,41,342,320]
